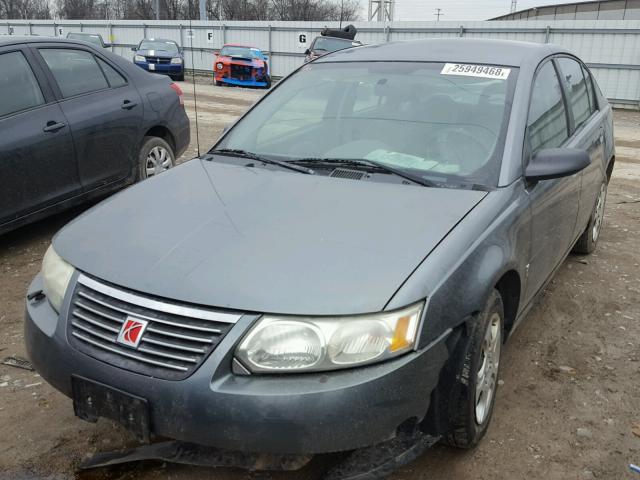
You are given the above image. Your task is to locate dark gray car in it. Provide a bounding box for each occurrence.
[0,36,189,234]
[25,39,614,466]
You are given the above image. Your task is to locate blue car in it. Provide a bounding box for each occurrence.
[132,38,184,81]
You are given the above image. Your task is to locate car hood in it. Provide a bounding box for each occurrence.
[54,160,486,315]
[137,49,179,58]
[217,55,265,67]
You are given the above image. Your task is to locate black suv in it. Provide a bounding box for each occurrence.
[0,36,190,235]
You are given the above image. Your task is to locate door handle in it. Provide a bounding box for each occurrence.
[43,121,66,133]
[121,100,138,110]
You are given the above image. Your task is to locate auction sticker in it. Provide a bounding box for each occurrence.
[441,63,510,80]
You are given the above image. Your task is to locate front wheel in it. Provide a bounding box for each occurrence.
[263,76,272,89]
[444,289,504,448]
[137,136,175,181]
[573,180,608,254]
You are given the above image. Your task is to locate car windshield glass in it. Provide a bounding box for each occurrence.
[67,33,102,46]
[220,46,261,59]
[215,62,518,188]
[139,40,179,53]
[313,37,355,52]
[312,37,353,52]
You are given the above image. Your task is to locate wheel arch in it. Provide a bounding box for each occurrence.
[144,125,176,153]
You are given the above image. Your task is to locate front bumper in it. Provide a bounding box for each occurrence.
[25,274,449,454]
[215,74,268,88]
[135,61,183,75]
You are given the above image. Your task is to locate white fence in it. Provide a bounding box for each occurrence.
[3,19,640,107]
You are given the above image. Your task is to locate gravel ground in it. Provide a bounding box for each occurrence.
[0,80,639,480]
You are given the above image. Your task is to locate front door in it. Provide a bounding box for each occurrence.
[0,46,80,226]
[524,59,582,303]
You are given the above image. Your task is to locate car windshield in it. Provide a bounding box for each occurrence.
[139,40,179,53]
[67,33,102,46]
[312,37,357,53]
[215,62,518,188]
[220,46,261,59]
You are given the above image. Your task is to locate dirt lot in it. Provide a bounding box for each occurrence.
[1,81,639,480]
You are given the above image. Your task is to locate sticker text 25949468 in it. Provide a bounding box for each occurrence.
[441,63,511,80]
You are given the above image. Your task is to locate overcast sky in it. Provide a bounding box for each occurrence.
[367,0,592,21]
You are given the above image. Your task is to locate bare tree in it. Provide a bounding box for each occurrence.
[0,0,51,18]
[48,0,360,21]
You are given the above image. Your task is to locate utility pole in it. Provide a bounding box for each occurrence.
[368,0,394,21]
[199,0,207,20]
[340,0,344,28]
[435,8,443,21]
[155,0,160,20]
[510,0,517,12]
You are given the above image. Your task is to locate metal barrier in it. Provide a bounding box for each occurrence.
[3,19,640,107]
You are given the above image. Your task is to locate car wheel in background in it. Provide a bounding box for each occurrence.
[573,180,608,255]
[444,289,504,449]
[137,136,175,181]
[263,76,272,89]
[175,73,185,82]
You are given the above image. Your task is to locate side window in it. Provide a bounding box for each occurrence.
[527,61,569,155]
[0,51,45,117]
[556,57,591,131]
[581,65,598,113]
[96,57,127,88]
[39,48,108,98]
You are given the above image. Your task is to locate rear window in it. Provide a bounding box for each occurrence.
[97,58,127,88]
[40,48,109,98]
[0,51,45,117]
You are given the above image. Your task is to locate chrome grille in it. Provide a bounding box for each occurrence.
[67,274,242,380]
[146,56,171,64]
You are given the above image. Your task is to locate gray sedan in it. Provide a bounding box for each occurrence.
[25,38,614,468]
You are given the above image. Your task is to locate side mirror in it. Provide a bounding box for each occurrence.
[263,55,269,61]
[525,148,591,182]
[103,43,111,48]
[131,47,136,52]
[304,49,310,55]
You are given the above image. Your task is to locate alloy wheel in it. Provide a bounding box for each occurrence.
[146,146,172,178]
[592,182,607,243]
[475,312,502,425]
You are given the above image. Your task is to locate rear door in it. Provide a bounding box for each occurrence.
[0,45,80,226]
[524,59,582,301]
[33,45,143,190]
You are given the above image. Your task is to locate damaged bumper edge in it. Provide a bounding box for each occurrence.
[25,274,450,455]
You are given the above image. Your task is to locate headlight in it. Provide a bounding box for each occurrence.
[216,62,223,70]
[41,245,74,313]
[134,55,145,62]
[235,302,423,373]
[170,57,182,64]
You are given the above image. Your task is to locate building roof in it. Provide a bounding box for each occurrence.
[316,38,569,68]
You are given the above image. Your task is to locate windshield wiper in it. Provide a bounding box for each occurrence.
[209,149,315,175]
[290,158,436,187]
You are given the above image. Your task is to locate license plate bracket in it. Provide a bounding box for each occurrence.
[72,375,150,443]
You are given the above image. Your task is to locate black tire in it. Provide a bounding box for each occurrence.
[444,289,504,449]
[175,73,184,82]
[263,76,272,89]
[573,179,608,254]
[137,136,175,181]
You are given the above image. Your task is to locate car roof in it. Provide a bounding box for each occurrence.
[315,38,571,68]
[0,35,101,47]
[222,44,259,49]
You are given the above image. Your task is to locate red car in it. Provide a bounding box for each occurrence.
[214,44,271,88]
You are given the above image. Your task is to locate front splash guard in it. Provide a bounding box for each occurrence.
[79,431,440,479]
